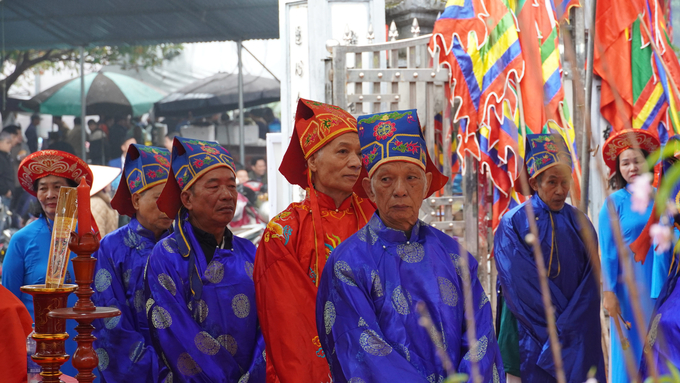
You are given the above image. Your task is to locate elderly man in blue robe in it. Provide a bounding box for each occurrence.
[315,110,504,383]
[93,144,173,381]
[494,134,605,382]
[145,137,265,383]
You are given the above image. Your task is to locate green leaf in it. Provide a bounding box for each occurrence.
[444,374,469,383]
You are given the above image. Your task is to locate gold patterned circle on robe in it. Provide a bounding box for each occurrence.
[437,277,458,307]
[396,242,424,263]
[195,331,221,355]
[104,309,121,329]
[162,238,177,253]
[95,269,112,292]
[244,261,254,281]
[391,285,411,315]
[129,340,144,363]
[158,273,177,296]
[396,344,411,361]
[205,260,225,284]
[232,294,251,318]
[188,299,210,323]
[334,261,357,287]
[359,329,392,356]
[96,348,110,370]
[123,269,132,290]
[152,306,173,329]
[218,334,238,356]
[463,335,488,362]
[479,292,489,309]
[450,252,462,276]
[324,301,336,334]
[146,298,155,315]
[177,352,202,376]
[134,289,145,312]
[370,271,384,298]
[358,227,378,245]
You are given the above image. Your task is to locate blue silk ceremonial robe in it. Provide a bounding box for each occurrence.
[316,213,504,383]
[145,210,266,383]
[495,196,605,382]
[640,250,680,376]
[92,218,168,382]
[599,187,670,383]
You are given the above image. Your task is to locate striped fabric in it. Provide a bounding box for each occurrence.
[515,0,582,204]
[431,0,524,171]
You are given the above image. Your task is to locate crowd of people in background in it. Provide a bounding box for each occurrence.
[0,107,276,240]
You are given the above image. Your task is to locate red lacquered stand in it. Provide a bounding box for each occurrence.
[20,284,78,383]
[49,231,120,383]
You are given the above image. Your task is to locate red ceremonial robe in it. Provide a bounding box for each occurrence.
[254,190,374,383]
[0,285,33,383]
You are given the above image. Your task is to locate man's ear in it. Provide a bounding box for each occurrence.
[425,172,432,194]
[307,152,319,173]
[362,177,376,203]
[131,192,141,211]
[529,177,539,192]
[180,189,193,211]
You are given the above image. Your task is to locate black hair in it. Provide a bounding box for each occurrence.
[609,150,650,190]
[251,157,265,166]
[30,177,79,217]
[74,117,82,125]
[1,125,20,136]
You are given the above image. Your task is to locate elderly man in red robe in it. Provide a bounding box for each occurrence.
[254,99,375,383]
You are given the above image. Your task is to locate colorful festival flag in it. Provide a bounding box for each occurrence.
[431,0,524,171]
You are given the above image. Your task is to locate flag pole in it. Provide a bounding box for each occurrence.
[581,0,596,213]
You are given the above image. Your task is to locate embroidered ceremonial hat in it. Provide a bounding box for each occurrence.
[18,150,93,196]
[279,98,358,188]
[157,137,235,218]
[111,144,171,217]
[602,129,660,177]
[525,134,573,179]
[357,109,448,197]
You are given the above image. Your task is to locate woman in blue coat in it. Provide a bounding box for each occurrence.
[2,150,94,379]
[598,129,671,383]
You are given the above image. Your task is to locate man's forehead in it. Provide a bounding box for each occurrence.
[542,165,571,179]
[199,166,235,182]
[372,161,424,176]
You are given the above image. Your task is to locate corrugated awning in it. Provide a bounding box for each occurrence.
[3,0,279,51]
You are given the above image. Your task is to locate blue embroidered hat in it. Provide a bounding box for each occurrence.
[157,137,236,218]
[525,133,573,179]
[356,109,448,197]
[111,144,170,217]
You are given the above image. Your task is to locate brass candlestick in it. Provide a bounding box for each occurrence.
[49,231,120,383]
[20,284,77,383]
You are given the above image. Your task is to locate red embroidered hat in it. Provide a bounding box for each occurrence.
[279,98,358,188]
[18,150,93,196]
[602,129,660,177]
